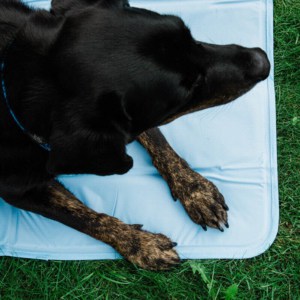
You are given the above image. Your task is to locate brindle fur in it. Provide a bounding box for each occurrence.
[11,180,180,270]
[138,128,228,231]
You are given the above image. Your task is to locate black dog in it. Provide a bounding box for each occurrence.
[0,0,270,270]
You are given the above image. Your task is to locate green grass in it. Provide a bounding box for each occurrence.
[1,0,300,299]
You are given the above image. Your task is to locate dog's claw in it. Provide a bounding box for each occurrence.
[170,192,178,201]
[218,225,224,232]
[132,224,143,230]
[224,222,229,228]
[201,224,207,231]
[223,203,229,211]
[172,242,177,247]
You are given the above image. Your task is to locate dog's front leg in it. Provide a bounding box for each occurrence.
[4,180,179,270]
[138,127,229,231]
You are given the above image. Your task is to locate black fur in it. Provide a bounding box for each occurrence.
[0,0,270,263]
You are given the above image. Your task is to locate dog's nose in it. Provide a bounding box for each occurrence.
[244,48,271,81]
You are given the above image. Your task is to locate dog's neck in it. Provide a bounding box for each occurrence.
[0,2,64,149]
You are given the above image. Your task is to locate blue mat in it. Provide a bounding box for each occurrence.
[0,0,278,260]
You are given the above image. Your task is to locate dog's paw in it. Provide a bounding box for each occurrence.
[115,225,180,270]
[171,171,229,231]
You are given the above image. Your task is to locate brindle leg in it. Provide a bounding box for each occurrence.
[3,180,180,270]
[138,127,229,231]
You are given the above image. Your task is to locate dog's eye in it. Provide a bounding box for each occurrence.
[181,72,203,90]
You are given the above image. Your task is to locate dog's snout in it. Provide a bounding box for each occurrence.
[244,48,271,81]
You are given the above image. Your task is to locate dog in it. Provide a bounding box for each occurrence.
[0,0,270,270]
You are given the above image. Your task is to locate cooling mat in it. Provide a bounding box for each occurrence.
[0,0,278,260]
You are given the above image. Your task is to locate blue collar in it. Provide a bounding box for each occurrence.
[1,41,51,151]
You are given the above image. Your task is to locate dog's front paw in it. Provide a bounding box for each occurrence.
[171,171,229,231]
[115,225,180,270]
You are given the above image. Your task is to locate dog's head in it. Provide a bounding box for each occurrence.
[49,0,270,135]
[32,0,271,174]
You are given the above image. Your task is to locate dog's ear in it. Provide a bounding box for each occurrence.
[51,0,130,15]
[46,132,133,176]
[46,92,133,176]
[20,10,64,56]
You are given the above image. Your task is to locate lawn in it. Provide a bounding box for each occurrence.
[0,0,299,299]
